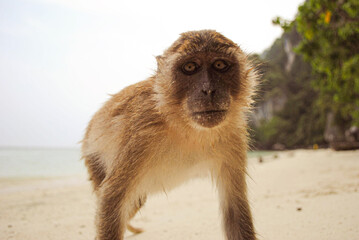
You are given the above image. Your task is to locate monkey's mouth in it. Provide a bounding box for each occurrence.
[193,110,227,116]
[191,110,228,128]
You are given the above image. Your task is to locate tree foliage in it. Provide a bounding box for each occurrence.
[285,0,359,126]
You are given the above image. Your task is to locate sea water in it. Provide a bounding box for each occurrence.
[0,148,86,178]
[0,148,272,178]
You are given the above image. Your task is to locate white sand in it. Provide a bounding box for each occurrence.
[1,149,358,240]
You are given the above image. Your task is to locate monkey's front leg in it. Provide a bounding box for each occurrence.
[96,179,132,240]
[218,163,256,240]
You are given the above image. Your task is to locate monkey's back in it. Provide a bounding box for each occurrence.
[81,78,166,189]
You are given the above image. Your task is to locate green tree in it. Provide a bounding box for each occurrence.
[277,0,359,127]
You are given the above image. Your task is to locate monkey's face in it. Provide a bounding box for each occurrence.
[172,53,240,128]
[156,30,250,129]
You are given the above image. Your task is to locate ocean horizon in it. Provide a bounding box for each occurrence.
[0,147,85,178]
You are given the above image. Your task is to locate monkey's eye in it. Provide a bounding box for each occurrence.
[182,62,199,75]
[212,60,229,72]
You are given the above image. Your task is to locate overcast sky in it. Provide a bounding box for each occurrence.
[0,0,304,148]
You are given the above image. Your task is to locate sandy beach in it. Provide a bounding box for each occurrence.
[1,149,358,240]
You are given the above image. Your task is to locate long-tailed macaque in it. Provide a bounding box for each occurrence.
[82,30,258,240]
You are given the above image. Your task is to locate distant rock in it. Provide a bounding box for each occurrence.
[272,143,286,151]
[345,126,359,142]
[330,141,359,151]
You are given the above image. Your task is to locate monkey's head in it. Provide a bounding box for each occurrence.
[155,30,257,129]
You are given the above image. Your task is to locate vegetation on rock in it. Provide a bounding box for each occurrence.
[251,0,358,149]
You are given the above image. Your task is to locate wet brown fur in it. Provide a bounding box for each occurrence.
[82,30,258,240]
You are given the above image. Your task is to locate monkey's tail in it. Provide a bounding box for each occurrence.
[127,223,143,234]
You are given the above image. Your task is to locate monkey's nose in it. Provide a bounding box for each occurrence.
[201,89,216,97]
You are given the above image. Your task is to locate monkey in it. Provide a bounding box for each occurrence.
[82,30,258,240]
